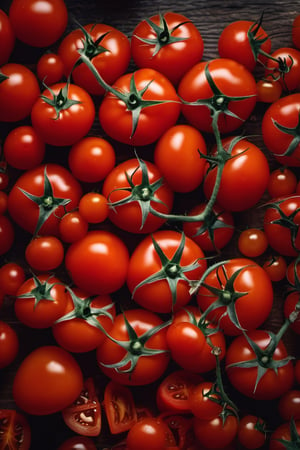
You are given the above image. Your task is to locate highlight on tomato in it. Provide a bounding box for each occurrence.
[0,320,19,369]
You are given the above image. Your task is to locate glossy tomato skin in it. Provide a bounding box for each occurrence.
[13,345,83,415]
[0,9,15,65]
[269,420,300,450]
[153,124,207,193]
[225,329,294,400]
[267,167,297,198]
[96,309,170,386]
[262,93,300,166]
[278,390,300,421]
[31,82,95,146]
[98,68,181,146]
[25,235,64,271]
[203,137,270,212]
[131,12,204,85]
[178,58,257,134]
[0,262,25,296]
[126,417,176,450]
[57,436,97,450]
[0,409,31,450]
[36,52,64,85]
[193,414,238,449]
[0,63,40,122]
[265,47,300,92]
[127,230,207,313]
[9,0,68,47]
[58,23,131,96]
[65,230,129,295]
[0,321,19,369]
[237,414,266,449]
[102,158,174,234]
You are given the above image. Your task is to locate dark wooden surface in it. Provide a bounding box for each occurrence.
[0,1,300,449]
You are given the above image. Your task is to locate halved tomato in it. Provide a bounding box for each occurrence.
[0,409,31,449]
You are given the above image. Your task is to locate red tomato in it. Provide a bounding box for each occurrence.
[296,360,300,385]
[218,19,271,72]
[267,167,297,198]
[153,124,207,193]
[278,390,300,421]
[3,125,45,170]
[8,163,82,236]
[78,192,108,224]
[65,230,129,295]
[256,75,282,103]
[0,262,25,296]
[98,68,181,146]
[57,436,97,450]
[127,230,207,313]
[188,381,223,420]
[197,258,273,335]
[15,274,68,329]
[0,214,14,255]
[31,82,95,146]
[0,191,8,215]
[9,0,68,47]
[131,12,204,85]
[237,228,268,258]
[193,414,238,449]
[0,409,31,450]
[68,136,116,183]
[59,211,88,243]
[203,137,269,212]
[225,329,295,400]
[159,413,196,450]
[13,345,83,415]
[178,58,257,134]
[292,14,300,49]
[0,63,40,122]
[36,52,64,85]
[25,235,64,271]
[103,380,138,434]
[126,417,176,450]
[52,287,116,353]
[265,47,300,92]
[0,320,19,368]
[102,157,174,234]
[269,419,300,449]
[0,9,15,65]
[58,23,131,96]
[237,415,266,449]
[62,378,101,437]
[96,308,170,385]
[262,255,287,282]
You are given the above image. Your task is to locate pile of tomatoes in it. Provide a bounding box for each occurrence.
[1,0,300,449]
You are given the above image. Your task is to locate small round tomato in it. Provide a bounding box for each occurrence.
[188,381,223,420]
[256,76,282,103]
[0,215,14,255]
[36,52,64,85]
[57,436,97,450]
[237,415,266,449]
[269,420,300,450]
[78,192,108,224]
[296,360,300,385]
[0,409,31,450]
[59,211,88,243]
[278,390,300,421]
[13,345,83,415]
[68,136,116,183]
[193,414,238,449]
[0,9,15,66]
[262,255,287,282]
[237,228,268,258]
[0,262,25,296]
[0,320,19,368]
[25,235,64,272]
[265,47,300,92]
[267,167,297,198]
[126,417,176,450]
[292,14,300,49]
[9,0,68,47]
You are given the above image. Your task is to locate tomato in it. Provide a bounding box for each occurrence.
[265,47,300,92]
[25,235,64,271]
[0,262,25,296]
[225,329,295,400]
[262,255,287,282]
[286,257,300,288]
[159,413,196,450]
[0,214,14,255]
[267,167,297,198]
[237,415,266,449]
[8,163,82,236]
[98,68,180,146]
[15,273,68,329]
[0,169,9,190]
[9,0,68,47]
[102,157,174,234]
[0,409,31,450]
[131,12,204,85]
[126,417,176,450]
[0,320,19,368]
[183,202,234,252]
[269,419,300,449]
[36,52,64,85]
[127,230,207,313]
[218,19,271,72]
[96,308,170,385]
[0,9,15,66]
[256,75,282,103]
[153,124,207,193]
[188,381,223,420]
[197,258,273,335]
[296,360,300,385]
[193,414,238,449]
[284,291,300,334]
[62,378,101,437]
[178,58,257,134]
[59,211,88,243]
[57,436,97,450]
[13,345,83,415]
[65,230,129,295]
[0,63,40,122]
[203,137,269,212]
[58,23,131,96]
[68,136,116,183]
[263,194,300,256]
[156,370,204,414]
[278,390,300,421]
[78,192,108,224]
[262,93,300,166]
[31,82,95,147]
[292,14,300,49]
[3,125,45,170]
[52,287,116,353]
[103,380,138,434]
[0,191,8,215]
[237,228,268,258]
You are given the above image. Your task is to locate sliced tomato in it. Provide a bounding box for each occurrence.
[62,377,101,437]
[159,413,196,450]
[0,409,31,450]
[103,380,138,434]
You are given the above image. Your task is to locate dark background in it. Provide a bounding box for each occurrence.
[0,0,299,449]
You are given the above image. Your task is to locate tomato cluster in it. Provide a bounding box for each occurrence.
[1,1,300,449]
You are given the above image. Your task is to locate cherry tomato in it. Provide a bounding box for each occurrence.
[0,320,19,368]
[278,390,300,421]
[0,409,31,450]
[78,192,108,224]
[126,417,176,450]
[237,415,266,449]
[0,9,15,66]
[59,211,88,243]
[57,436,97,450]
[193,414,238,449]
[237,228,268,258]
[267,167,297,198]
[265,47,300,92]
[36,52,64,85]
[25,235,64,271]
[256,76,282,103]
[188,381,223,420]
[292,14,300,49]
[269,419,300,450]
[262,255,287,282]
[0,262,25,296]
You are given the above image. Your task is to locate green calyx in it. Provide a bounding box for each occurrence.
[134,13,190,56]
[99,310,170,375]
[131,232,203,311]
[271,113,300,158]
[75,23,110,62]
[276,418,300,449]
[18,166,71,236]
[17,274,60,309]
[41,81,81,120]
[0,72,9,83]
[247,13,270,63]
[54,287,115,331]
[107,152,168,230]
